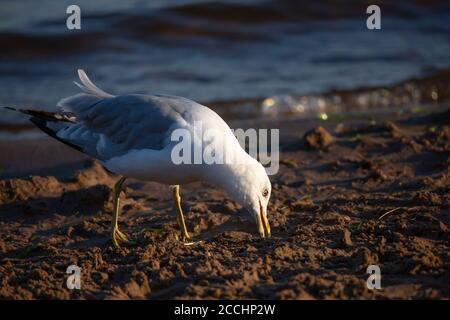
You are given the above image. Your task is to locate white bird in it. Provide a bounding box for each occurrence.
[4,70,272,247]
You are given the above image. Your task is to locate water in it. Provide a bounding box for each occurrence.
[0,0,449,125]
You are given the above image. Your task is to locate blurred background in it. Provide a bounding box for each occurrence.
[1,0,449,129]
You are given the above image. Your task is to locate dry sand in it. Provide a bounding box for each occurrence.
[0,108,448,299]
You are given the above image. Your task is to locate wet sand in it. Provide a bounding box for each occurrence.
[0,107,448,299]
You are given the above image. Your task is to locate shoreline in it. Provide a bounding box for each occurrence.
[1,68,449,135]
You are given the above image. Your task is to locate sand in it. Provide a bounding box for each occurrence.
[0,107,448,299]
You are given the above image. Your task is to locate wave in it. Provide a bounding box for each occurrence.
[2,0,448,58]
[0,32,112,59]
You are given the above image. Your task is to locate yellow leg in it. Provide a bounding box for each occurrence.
[111,177,128,248]
[172,185,191,242]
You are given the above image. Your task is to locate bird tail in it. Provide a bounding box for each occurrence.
[2,106,82,151]
[1,106,75,122]
[73,69,114,98]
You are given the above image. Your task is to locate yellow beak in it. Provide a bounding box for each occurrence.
[258,201,271,238]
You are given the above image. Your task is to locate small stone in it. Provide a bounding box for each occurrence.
[303,126,334,150]
[342,229,353,246]
[66,226,75,237]
[371,168,388,181]
[385,121,403,139]
[438,222,448,234]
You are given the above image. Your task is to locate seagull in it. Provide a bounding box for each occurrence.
[4,70,271,247]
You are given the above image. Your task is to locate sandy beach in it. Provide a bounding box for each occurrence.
[0,103,448,299]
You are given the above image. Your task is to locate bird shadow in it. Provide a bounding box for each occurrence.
[194,212,258,241]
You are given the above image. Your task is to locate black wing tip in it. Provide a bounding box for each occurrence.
[2,107,75,123]
[2,106,16,111]
[3,106,84,154]
[29,116,83,153]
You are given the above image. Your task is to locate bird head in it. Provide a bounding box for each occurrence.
[220,158,272,238]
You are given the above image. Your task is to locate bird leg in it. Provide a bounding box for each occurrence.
[172,185,191,242]
[111,176,129,248]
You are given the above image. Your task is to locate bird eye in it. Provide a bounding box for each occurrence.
[262,188,269,197]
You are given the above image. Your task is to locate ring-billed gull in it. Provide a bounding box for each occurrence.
[4,70,271,247]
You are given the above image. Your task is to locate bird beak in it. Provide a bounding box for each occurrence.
[257,200,271,238]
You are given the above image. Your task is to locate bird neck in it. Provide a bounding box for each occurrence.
[203,150,255,195]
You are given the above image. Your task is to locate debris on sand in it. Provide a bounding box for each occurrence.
[438,222,448,234]
[291,196,316,211]
[421,125,450,152]
[384,121,404,139]
[341,228,353,247]
[378,207,401,220]
[303,126,334,149]
[280,158,298,168]
[369,168,388,181]
[413,191,440,205]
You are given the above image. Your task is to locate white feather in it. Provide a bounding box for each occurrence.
[76,69,114,98]
[57,93,102,113]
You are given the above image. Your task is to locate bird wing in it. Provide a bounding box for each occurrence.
[57,93,191,160]
[8,70,202,161]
